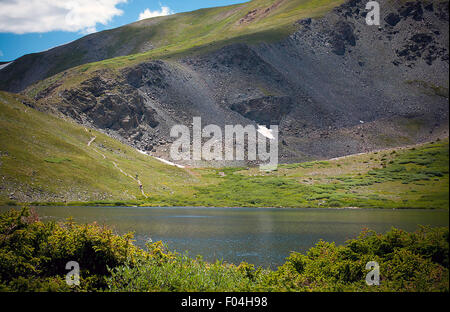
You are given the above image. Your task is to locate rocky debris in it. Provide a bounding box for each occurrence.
[435,1,449,20]
[388,1,449,66]
[396,33,447,65]
[213,44,280,77]
[334,0,364,17]
[318,0,449,67]
[239,9,259,24]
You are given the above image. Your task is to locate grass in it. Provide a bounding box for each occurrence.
[90,0,344,66]
[406,80,450,98]
[44,157,72,164]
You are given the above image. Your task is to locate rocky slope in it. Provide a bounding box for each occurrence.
[3,0,450,166]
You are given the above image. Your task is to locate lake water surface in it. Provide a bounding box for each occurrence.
[1,206,448,268]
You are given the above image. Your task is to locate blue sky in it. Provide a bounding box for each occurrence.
[0,0,247,62]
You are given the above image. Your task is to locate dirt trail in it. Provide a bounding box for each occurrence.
[328,141,443,162]
[92,148,106,159]
[85,128,148,198]
[87,136,96,146]
[237,0,286,25]
[112,162,147,198]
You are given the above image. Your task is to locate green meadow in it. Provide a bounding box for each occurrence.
[139,139,449,209]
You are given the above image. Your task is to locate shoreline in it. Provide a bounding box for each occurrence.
[1,203,448,211]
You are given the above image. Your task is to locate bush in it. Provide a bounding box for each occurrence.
[0,207,144,291]
[264,227,449,292]
[107,252,258,292]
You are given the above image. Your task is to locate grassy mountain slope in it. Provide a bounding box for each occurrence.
[1,91,447,208]
[0,91,204,203]
[0,0,344,93]
[74,0,345,67]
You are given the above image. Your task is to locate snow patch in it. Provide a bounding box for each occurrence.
[153,156,185,168]
[257,125,275,140]
[137,149,185,168]
[0,62,11,71]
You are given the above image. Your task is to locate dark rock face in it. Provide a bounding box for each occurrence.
[124,61,168,89]
[399,2,424,21]
[424,3,434,12]
[330,21,357,55]
[230,96,293,126]
[411,33,433,45]
[59,74,159,138]
[385,13,401,26]
[396,32,447,65]
[379,1,450,67]
[297,18,312,27]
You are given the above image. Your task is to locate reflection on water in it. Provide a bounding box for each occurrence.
[1,206,448,268]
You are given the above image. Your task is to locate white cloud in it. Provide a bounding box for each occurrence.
[0,0,127,34]
[0,50,3,57]
[138,5,173,21]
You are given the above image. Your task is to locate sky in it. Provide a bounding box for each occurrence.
[0,0,247,62]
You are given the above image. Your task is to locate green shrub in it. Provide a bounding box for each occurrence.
[0,207,144,291]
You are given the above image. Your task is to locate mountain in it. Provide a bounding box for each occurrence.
[0,0,449,166]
